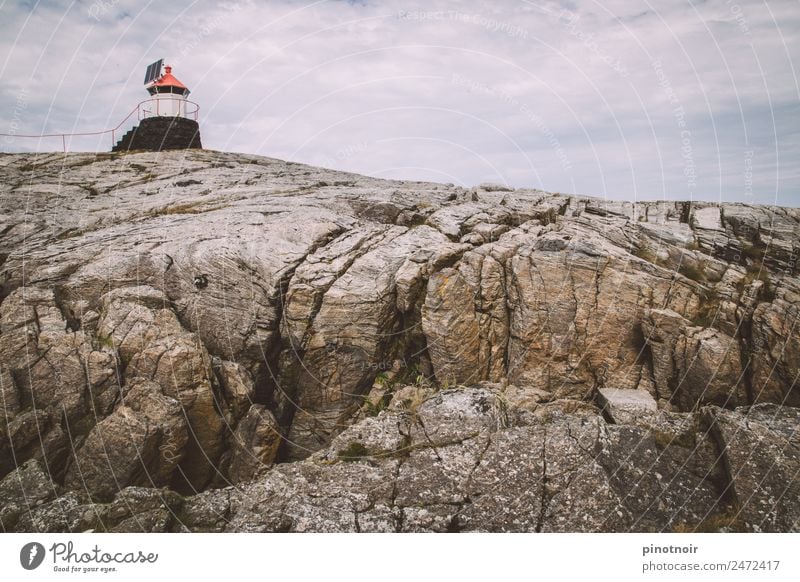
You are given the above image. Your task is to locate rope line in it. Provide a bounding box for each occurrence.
[0,98,200,151]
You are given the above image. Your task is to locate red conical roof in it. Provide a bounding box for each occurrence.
[152,65,187,90]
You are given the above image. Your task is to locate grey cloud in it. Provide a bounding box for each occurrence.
[0,0,797,205]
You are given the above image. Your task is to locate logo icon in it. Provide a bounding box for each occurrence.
[20,542,45,570]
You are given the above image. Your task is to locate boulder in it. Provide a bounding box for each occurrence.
[598,388,657,424]
[705,404,800,532]
[225,405,282,484]
[64,380,188,500]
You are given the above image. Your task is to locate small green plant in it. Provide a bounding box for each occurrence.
[362,392,391,417]
[96,334,115,349]
[398,362,436,388]
[737,262,776,303]
[337,442,369,462]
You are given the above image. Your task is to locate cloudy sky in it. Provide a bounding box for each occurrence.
[1,0,798,205]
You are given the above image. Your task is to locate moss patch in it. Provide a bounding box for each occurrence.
[95,334,115,349]
[672,506,746,532]
[337,442,369,462]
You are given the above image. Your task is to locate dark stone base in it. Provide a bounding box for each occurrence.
[112,117,202,152]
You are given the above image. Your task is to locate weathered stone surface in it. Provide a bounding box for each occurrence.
[102,487,184,533]
[643,308,748,409]
[324,411,412,461]
[64,379,188,500]
[215,360,255,423]
[597,412,727,532]
[0,150,797,532]
[104,290,225,490]
[598,388,657,424]
[224,404,281,484]
[3,385,799,532]
[185,387,759,533]
[423,268,483,385]
[0,459,58,531]
[281,225,464,459]
[12,491,91,533]
[412,386,508,446]
[0,365,20,419]
[705,404,800,532]
[749,300,800,407]
[1,410,66,478]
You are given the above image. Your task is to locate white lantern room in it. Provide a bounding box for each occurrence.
[143,64,191,118]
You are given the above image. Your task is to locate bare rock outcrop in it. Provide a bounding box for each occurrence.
[704,404,800,532]
[1,150,798,531]
[64,379,188,500]
[4,385,796,532]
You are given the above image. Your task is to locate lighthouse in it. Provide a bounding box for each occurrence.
[112,59,202,152]
[144,64,191,118]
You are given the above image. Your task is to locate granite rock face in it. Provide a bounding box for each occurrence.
[0,150,798,532]
[2,386,796,533]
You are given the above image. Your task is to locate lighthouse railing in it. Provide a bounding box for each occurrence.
[138,98,200,121]
[0,99,200,152]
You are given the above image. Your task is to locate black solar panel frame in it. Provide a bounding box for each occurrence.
[143,59,163,85]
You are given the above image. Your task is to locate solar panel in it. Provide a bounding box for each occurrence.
[143,59,163,85]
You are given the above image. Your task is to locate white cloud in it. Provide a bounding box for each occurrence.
[1,0,798,205]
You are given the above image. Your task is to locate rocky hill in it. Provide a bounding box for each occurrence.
[0,149,797,532]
